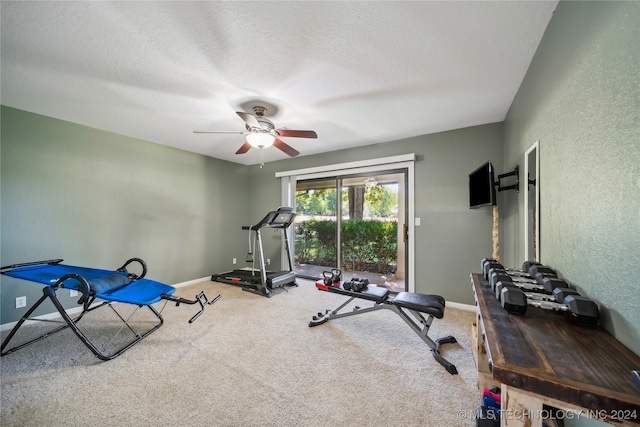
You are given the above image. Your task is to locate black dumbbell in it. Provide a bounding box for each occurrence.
[493,277,579,312]
[489,270,545,293]
[481,258,541,275]
[490,267,568,294]
[481,258,545,281]
[530,287,579,303]
[527,264,559,284]
[500,286,599,327]
[489,260,562,287]
[487,262,557,282]
[522,260,542,272]
[343,277,368,292]
[493,277,574,304]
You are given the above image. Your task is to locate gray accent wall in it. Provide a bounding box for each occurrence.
[1,106,249,324]
[248,123,503,305]
[503,1,639,354]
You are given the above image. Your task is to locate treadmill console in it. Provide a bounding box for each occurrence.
[256,207,296,229]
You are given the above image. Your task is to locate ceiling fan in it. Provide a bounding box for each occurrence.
[194,106,317,158]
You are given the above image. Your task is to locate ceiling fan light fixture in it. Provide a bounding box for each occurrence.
[246,132,275,148]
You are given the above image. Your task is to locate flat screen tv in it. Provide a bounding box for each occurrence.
[469,160,496,209]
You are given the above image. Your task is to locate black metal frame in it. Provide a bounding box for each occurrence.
[495,164,520,193]
[309,286,458,375]
[1,258,220,361]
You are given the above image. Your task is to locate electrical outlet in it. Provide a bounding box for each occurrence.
[267,259,270,265]
[233,258,237,264]
[15,296,27,309]
[70,289,79,297]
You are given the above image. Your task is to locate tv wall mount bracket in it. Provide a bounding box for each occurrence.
[495,165,519,193]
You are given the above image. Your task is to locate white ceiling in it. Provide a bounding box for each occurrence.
[1,1,558,166]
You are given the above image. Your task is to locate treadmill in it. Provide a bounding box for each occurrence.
[211,207,298,297]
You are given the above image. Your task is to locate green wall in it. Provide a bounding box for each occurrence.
[1,106,249,324]
[247,123,503,305]
[503,1,639,355]
[2,2,637,362]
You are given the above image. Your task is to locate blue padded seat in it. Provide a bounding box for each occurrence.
[393,292,445,319]
[97,278,176,305]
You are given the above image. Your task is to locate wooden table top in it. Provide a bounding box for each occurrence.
[471,273,640,421]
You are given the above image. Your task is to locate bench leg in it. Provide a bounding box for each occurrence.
[394,307,458,375]
[433,337,459,375]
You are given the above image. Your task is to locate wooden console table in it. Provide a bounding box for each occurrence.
[471,273,640,426]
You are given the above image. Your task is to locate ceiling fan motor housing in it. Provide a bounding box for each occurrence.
[246,106,275,133]
[247,118,275,133]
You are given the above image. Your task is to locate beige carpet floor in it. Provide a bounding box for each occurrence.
[1,278,479,426]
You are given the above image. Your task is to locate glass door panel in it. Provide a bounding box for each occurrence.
[294,178,338,279]
[340,171,406,292]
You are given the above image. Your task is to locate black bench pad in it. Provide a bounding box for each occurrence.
[393,292,445,319]
[327,285,390,302]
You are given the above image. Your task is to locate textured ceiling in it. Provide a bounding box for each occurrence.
[1,1,558,165]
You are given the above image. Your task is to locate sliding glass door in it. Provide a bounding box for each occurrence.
[294,170,407,292]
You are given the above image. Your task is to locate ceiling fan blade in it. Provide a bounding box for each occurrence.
[274,138,300,157]
[236,111,261,128]
[276,129,318,138]
[193,130,248,134]
[235,141,252,155]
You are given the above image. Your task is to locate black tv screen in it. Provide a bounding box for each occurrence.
[469,160,496,209]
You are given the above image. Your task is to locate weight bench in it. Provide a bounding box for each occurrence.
[1,258,220,361]
[309,284,458,375]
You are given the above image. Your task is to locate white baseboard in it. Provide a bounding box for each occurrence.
[0,276,211,332]
[446,301,476,312]
[0,303,96,332]
[172,276,211,289]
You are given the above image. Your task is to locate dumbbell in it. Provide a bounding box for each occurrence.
[489,261,563,287]
[489,270,545,293]
[482,258,552,279]
[492,279,538,303]
[502,284,579,305]
[490,268,570,294]
[480,258,544,280]
[492,274,578,310]
[343,277,369,292]
[481,258,540,276]
[500,286,599,327]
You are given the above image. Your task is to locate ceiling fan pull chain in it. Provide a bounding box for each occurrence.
[259,147,265,168]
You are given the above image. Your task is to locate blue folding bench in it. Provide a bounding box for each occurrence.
[1,258,220,361]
